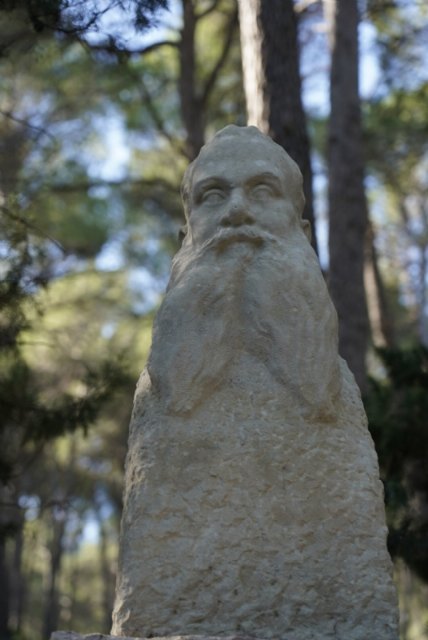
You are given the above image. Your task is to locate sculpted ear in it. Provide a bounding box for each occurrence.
[301,219,312,243]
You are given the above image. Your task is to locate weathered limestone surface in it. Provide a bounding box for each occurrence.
[112,126,398,640]
[51,634,258,640]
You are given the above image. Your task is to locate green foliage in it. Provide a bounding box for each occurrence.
[34,189,111,258]
[0,209,40,350]
[367,0,428,91]
[0,206,131,490]
[363,81,428,346]
[364,83,428,186]
[366,345,428,581]
[0,0,170,41]
[133,0,169,30]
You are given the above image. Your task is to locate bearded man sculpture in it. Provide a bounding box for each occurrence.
[112,126,398,640]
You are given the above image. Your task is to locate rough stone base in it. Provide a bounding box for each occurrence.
[51,634,260,640]
[112,362,398,640]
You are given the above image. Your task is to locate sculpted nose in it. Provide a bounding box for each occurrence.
[221,193,255,227]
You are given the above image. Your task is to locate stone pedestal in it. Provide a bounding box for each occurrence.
[112,363,398,640]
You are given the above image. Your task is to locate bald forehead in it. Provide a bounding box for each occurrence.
[188,135,292,194]
[181,127,304,219]
[197,133,286,170]
[196,140,286,182]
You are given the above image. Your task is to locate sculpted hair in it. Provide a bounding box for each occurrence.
[181,125,305,221]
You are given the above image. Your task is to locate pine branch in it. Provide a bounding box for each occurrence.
[77,35,179,60]
[138,78,189,158]
[0,109,55,142]
[47,177,178,193]
[0,206,64,251]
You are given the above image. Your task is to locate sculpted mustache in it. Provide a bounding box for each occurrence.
[201,225,278,251]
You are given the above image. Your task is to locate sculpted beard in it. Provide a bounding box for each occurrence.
[148,230,341,421]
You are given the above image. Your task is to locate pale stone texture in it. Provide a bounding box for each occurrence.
[51,634,258,640]
[112,126,398,640]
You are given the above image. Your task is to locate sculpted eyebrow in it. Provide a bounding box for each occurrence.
[247,172,283,190]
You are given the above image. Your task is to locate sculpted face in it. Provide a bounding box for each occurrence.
[182,127,310,252]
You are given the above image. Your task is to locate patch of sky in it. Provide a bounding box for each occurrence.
[128,266,168,313]
[14,92,56,126]
[95,231,127,271]
[79,455,112,475]
[101,321,117,339]
[366,175,391,229]
[81,508,116,545]
[82,518,100,544]
[312,168,329,270]
[19,495,41,521]
[87,111,131,182]
[302,17,381,117]
[0,240,8,259]
[81,0,178,51]
[359,21,381,99]
[81,498,117,545]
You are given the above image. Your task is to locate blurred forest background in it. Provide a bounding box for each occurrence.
[0,0,428,638]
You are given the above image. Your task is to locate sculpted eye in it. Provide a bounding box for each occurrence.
[251,183,274,198]
[202,189,226,204]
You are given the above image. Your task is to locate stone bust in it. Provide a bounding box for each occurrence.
[112,125,398,640]
[148,124,341,421]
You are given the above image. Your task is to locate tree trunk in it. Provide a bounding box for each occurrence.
[0,538,10,640]
[179,0,205,160]
[42,516,66,640]
[364,221,396,348]
[238,0,318,254]
[99,519,114,633]
[0,485,23,640]
[9,527,25,635]
[418,244,428,346]
[0,525,24,640]
[325,0,370,392]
